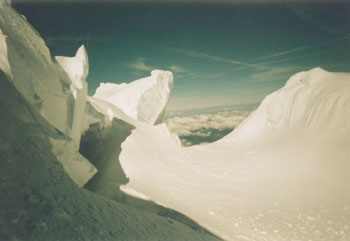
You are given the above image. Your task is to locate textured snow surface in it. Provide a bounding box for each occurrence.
[94,70,173,124]
[0,3,96,186]
[120,68,350,240]
[0,3,221,241]
[56,45,89,148]
[0,70,220,241]
[2,1,350,241]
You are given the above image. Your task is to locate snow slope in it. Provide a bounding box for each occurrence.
[0,2,222,240]
[0,69,220,241]
[2,0,349,240]
[0,1,96,187]
[119,68,350,241]
[219,67,350,144]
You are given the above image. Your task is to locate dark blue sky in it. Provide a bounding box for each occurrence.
[13,0,350,110]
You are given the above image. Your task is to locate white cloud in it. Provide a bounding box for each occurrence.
[259,47,307,60]
[165,107,254,137]
[166,47,264,68]
[168,65,187,73]
[126,57,154,72]
[248,66,299,82]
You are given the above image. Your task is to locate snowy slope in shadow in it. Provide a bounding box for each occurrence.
[0,68,221,241]
[0,1,222,240]
[120,68,350,241]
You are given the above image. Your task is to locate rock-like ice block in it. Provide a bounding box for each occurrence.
[93,70,173,125]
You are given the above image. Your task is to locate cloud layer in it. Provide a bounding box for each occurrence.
[165,106,255,146]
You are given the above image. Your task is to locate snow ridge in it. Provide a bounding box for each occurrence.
[219,67,350,144]
[93,70,173,124]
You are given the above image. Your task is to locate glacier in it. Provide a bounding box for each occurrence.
[1,0,350,240]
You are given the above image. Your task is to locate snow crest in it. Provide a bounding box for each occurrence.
[219,67,350,144]
[56,45,89,148]
[2,2,350,240]
[120,68,350,240]
[93,70,173,124]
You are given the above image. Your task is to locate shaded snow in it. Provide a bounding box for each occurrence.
[0,72,220,241]
[0,3,96,186]
[56,45,89,148]
[0,2,221,241]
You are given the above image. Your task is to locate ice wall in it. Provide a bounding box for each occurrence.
[0,3,96,186]
[55,46,89,148]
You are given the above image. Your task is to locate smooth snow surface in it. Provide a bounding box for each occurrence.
[120,68,350,241]
[93,70,173,124]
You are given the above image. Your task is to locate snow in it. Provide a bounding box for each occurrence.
[56,45,89,148]
[0,0,10,7]
[0,4,96,187]
[0,71,220,241]
[218,67,350,145]
[2,1,350,240]
[49,138,97,187]
[0,28,11,78]
[1,3,220,241]
[119,68,350,240]
[93,70,173,124]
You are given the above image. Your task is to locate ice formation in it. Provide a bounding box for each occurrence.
[0,2,96,186]
[1,0,349,240]
[56,45,89,148]
[1,2,220,241]
[93,70,173,124]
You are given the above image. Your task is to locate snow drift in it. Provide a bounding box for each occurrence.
[119,67,350,241]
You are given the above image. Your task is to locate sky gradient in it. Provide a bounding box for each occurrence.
[13,0,350,110]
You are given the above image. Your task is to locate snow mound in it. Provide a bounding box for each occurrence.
[120,68,350,240]
[219,67,350,144]
[93,70,173,124]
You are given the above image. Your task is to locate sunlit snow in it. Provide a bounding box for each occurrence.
[1,0,349,239]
